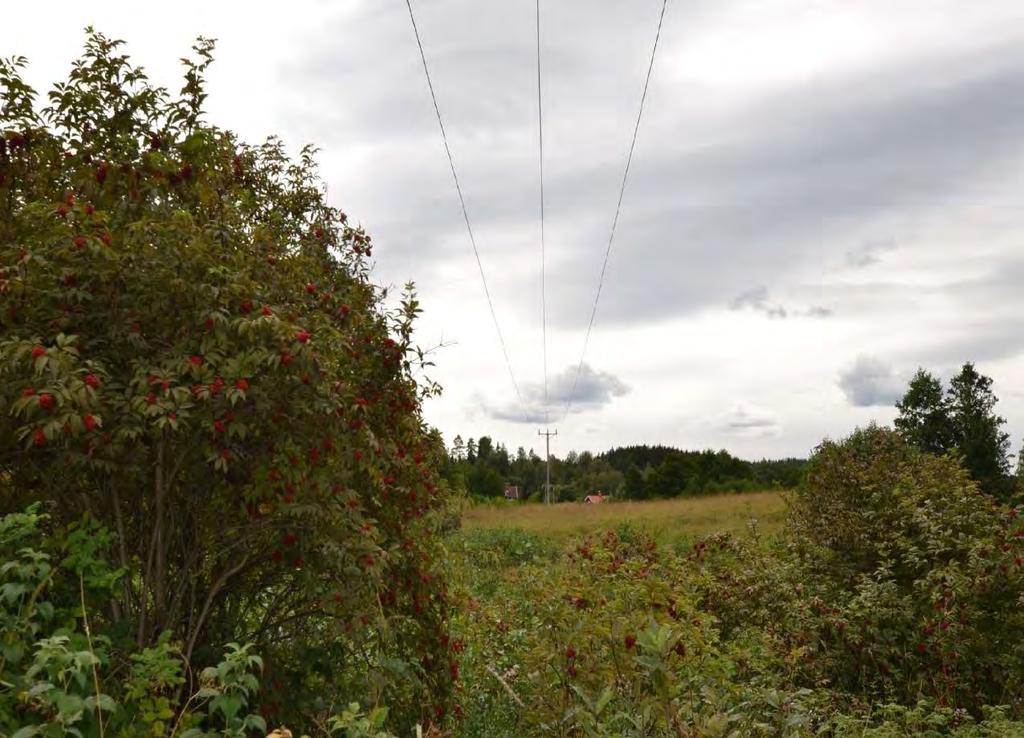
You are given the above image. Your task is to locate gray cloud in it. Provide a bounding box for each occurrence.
[730,286,832,319]
[730,286,788,319]
[717,406,781,437]
[483,362,630,423]
[804,305,834,318]
[845,237,898,268]
[284,6,1024,336]
[838,356,906,407]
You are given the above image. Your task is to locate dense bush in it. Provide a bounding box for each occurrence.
[1,31,454,730]
[788,426,1024,711]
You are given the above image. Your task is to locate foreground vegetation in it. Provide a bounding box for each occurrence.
[449,428,1024,737]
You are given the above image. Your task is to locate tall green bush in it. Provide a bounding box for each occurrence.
[1,30,454,727]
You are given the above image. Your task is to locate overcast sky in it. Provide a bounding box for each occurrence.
[6,1,1024,460]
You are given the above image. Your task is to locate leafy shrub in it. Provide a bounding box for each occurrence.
[788,426,1024,711]
[1,29,453,727]
[0,506,270,737]
[454,528,557,567]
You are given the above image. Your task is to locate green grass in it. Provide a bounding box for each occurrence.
[461,490,787,544]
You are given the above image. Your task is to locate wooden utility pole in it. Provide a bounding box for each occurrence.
[538,428,557,504]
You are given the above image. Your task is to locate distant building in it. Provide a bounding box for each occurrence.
[504,485,520,501]
[583,493,606,504]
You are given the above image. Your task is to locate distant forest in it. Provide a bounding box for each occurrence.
[444,435,806,501]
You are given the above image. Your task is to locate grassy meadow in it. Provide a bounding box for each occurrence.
[461,489,788,542]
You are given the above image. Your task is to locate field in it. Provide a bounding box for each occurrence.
[461,490,788,542]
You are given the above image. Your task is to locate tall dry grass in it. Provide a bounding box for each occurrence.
[462,490,787,542]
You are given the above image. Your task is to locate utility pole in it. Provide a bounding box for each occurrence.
[538,428,557,504]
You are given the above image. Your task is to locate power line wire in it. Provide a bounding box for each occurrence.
[562,0,669,421]
[404,0,530,421]
[535,0,549,426]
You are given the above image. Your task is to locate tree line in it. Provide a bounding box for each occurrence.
[444,435,805,501]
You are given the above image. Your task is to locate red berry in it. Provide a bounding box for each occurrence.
[84,374,100,388]
[31,346,46,359]
[32,429,46,447]
[280,352,293,366]
[240,300,253,314]
[38,393,54,410]
[295,330,310,344]
[213,420,226,434]
[145,393,157,405]
[189,355,203,366]
[100,233,111,246]
[84,203,95,216]
[82,415,97,431]
[236,378,249,391]
[305,283,316,294]
[220,449,231,460]
[261,305,272,316]
[131,323,141,333]
[63,274,77,287]
[624,634,637,650]
[338,304,351,316]
[565,647,576,660]
[73,236,86,250]
[210,377,225,394]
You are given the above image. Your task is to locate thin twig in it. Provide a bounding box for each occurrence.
[485,664,525,709]
[80,571,107,738]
